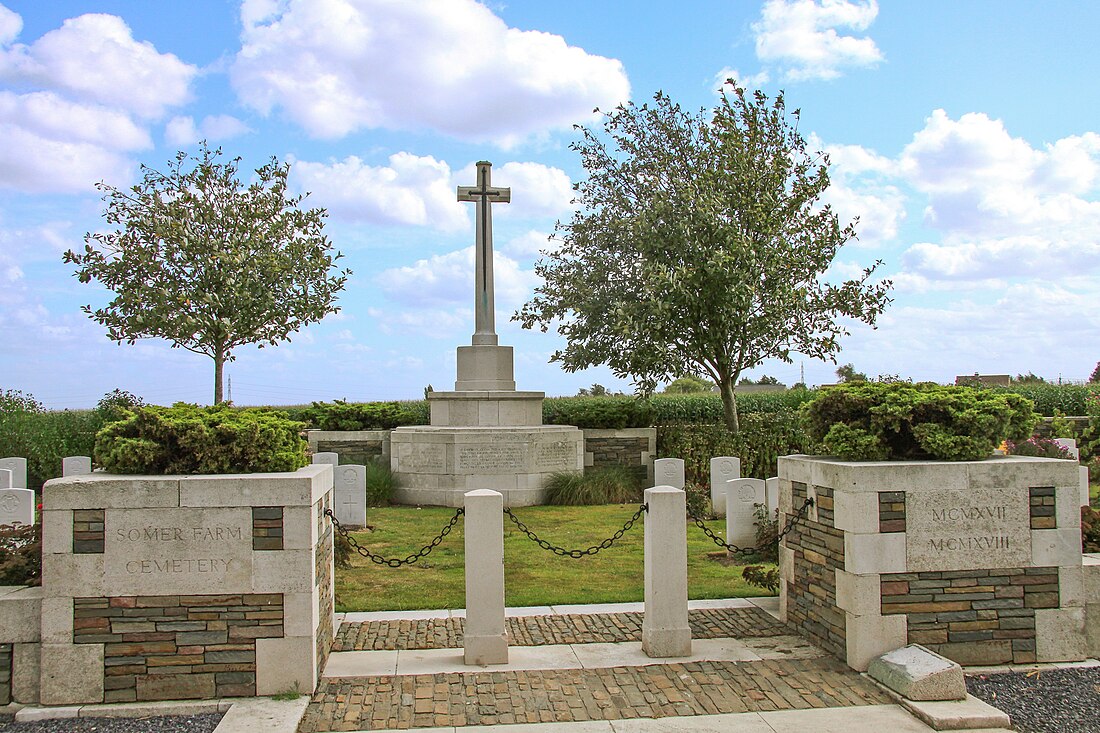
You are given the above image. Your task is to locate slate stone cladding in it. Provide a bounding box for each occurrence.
[252,507,283,550]
[586,437,649,479]
[878,492,906,533]
[1029,487,1056,530]
[315,520,335,680]
[73,509,105,554]
[783,482,846,659]
[73,593,284,702]
[0,643,11,705]
[880,567,1059,664]
[316,439,383,467]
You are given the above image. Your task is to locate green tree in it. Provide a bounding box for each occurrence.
[663,375,713,393]
[65,144,350,404]
[1012,372,1047,384]
[515,84,891,431]
[1091,362,1100,383]
[836,363,868,382]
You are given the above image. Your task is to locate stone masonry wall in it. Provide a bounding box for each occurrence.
[582,429,656,485]
[0,643,10,705]
[315,509,334,681]
[74,594,285,702]
[783,482,846,659]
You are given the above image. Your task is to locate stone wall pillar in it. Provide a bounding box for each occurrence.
[642,486,691,657]
[464,489,507,665]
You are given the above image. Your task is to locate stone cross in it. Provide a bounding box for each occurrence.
[457,161,510,346]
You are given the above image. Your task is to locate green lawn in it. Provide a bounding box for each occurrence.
[335,504,775,612]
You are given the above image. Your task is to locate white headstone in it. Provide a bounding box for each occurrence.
[334,464,367,528]
[0,488,35,527]
[311,452,339,466]
[725,478,766,549]
[765,476,779,514]
[0,458,27,489]
[63,456,92,477]
[1053,438,1080,460]
[653,458,685,490]
[709,457,740,517]
[0,470,10,489]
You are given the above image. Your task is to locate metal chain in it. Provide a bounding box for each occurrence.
[689,497,815,557]
[503,504,648,558]
[324,507,464,567]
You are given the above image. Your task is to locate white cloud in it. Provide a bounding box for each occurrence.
[712,67,770,94]
[165,114,251,146]
[823,181,905,245]
[502,230,555,259]
[0,4,21,46]
[230,0,630,145]
[0,121,136,192]
[0,91,150,150]
[456,161,574,219]
[376,246,538,309]
[291,152,467,230]
[0,12,196,118]
[752,0,883,82]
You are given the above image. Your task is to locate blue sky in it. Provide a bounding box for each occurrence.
[2,0,1099,409]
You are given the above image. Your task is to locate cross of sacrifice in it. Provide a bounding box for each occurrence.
[457,161,510,346]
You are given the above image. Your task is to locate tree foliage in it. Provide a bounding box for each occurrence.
[65,143,350,404]
[663,376,713,393]
[515,84,892,431]
[1090,361,1100,383]
[835,363,867,382]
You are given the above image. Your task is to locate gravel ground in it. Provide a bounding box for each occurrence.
[966,667,1100,733]
[0,713,223,733]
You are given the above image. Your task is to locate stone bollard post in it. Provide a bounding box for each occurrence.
[642,486,691,657]
[464,489,508,665]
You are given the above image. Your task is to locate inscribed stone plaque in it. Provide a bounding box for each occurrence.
[535,441,577,471]
[0,458,27,489]
[0,488,34,526]
[654,458,685,489]
[456,444,526,472]
[103,507,253,594]
[334,465,367,527]
[905,488,1031,571]
[398,444,446,472]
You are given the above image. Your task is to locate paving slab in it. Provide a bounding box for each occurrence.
[214,697,310,733]
[901,694,1011,731]
[759,704,980,732]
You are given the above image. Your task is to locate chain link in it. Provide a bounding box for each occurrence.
[503,504,647,558]
[689,497,814,557]
[325,507,464,567]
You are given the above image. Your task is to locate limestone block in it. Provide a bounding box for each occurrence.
[779,545,795,584]
[282,506,316,551]
[844,533,906,575]
[454,344,516,392]
[41,509,72,554]
[1085,555,1100,602]
[765,477,779,514]
[778,479,793,516]
[42,553,105,598]
[1035,607,1087,662]
[1087,603,1100,658]
[0,586,42,642]
[39,596,72,643]
[1082,466,1091,508]
[1031,528,1084,567]
[906,487,1031,572]
[835,569,882,617]
[61,456,92,477]
[833,490,881,534]
[845,612,907,671]
[0,458,27,488]
[653,459,685,490]
[867,644,965,701]
[43,475,181,510]
[1060,565,1085,607]
[282,591,320,638]
[709,457,740,516]
[642,486,691,658]
[180,465,331,508]
[40,643,104,705]
[464,489,507,665]
[253,549,314,594]
[777,456,812,486]
[966,456,1078,491]
[725,478,765,548]
[1056,485,1082,528]
[805,484,819,524]
[778,581,788,621]
[255,636,317,696]
[12,642,40,704]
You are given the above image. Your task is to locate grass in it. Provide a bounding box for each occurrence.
[335,504,774,612]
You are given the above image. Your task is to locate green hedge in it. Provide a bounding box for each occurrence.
[543,396,654,429]
[993,384,1100,417]
[656,409,810,482]
[802,382,1037,461]
[96,403,308,474]
[302,400,429,430]
[0,409,103,491]
[648,390,817,424]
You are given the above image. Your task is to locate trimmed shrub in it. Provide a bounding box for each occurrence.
[1083,506,1100,553]
[543,397,654,429]
[684,481,712,519]
[0,409,102,491]
[802,382,1037,462]
[0,523,40,586]
[1005,436,1072,460]
[543,466,644,505]
[365,458,398,506]
[302,400,428,430]
[95,403,307,474]
[656,409,809,482]
[650,389,817,424]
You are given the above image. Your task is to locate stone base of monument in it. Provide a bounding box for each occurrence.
[777,455,1099,672]
[429,390,544,427]
[390,425,583,507]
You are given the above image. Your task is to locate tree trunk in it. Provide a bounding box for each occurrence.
[213,350,225,405]
[719,378,740,433]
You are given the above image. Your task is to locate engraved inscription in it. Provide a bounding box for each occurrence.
[535,441,577,471]
[457,444,526,471]
[906,488,1030,572]
[399,444,446,471]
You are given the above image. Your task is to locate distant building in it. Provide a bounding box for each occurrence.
[955,374,1011,387]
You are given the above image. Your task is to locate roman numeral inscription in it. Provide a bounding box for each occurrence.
[906,489,1031,572]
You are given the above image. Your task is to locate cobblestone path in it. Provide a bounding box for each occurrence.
[300,657,890,732]
[334,606,787,651]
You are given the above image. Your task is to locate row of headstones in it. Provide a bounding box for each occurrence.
[312,452,367,527]
[653,456,779,549]
[0,456,92,528]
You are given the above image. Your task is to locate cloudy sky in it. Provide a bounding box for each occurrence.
[1,0,1098,408]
